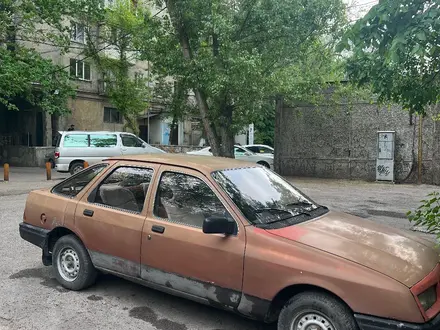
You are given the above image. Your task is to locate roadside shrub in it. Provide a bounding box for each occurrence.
[407,192,440,237]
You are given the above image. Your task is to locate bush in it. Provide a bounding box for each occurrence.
[407,192,440,236]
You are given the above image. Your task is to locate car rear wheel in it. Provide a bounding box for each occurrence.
[53,235,97,291]
[70,161,84,175]
[277,292,358,330]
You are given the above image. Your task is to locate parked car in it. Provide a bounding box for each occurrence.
[243,144,274,154]
[19,154,440,330]
[53,131,165,174]
[187,145,274,169]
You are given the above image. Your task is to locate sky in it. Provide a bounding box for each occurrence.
[344,0,379,21]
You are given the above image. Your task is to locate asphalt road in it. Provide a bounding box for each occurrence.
[0,178,436,330]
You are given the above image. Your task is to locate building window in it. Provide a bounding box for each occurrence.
[104,107,123,124]
[71,23,87,44]
[70,59,91,81]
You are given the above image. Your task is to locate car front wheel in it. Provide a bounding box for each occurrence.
[53,235,97,291]
[278,292,358,330]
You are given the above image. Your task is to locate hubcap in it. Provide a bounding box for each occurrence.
[291,312,335,330]
[73,166,83,174]
[57,247,80,282]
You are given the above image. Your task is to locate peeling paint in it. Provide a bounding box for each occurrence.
[141,266,241,308]
[89,250,140,278]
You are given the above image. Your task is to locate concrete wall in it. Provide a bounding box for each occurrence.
[275,99,440,185]
[0,146,54,167]
[152,145,204,154]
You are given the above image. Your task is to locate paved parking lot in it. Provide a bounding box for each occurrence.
[0,172,437,330]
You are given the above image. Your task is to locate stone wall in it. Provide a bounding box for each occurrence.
[275,99,440,184]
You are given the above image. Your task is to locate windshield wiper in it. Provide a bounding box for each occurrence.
[254,207,312,227]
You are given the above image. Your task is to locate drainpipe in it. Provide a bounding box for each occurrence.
[417,115,423,184]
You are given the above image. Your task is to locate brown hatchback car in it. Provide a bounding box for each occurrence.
[20,155,440,330]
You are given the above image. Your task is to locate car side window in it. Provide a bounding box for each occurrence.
[246,146,259,153]
[91,167,153,213]
[154,172,230,228]
[63,134,89,147]
[234,147,246,156]
[121,134,143,147]
[52,164,107,197]
[90,134,117,147]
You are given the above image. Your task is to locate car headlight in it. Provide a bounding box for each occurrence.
[418,286,437,311]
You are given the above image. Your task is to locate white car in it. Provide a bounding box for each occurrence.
[187,145,274,169]
[243,144,274,155]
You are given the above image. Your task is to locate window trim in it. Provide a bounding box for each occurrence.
[87,165,155,215]
[51,163,109,199]
[152,170,238,234]
[70,59,92,81]
[70,23,87,44]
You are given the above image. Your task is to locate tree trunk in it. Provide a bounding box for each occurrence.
[124,115,139,136]
[218,104,235,158]
[165,0,222,156]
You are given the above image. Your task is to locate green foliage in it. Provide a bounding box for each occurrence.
[340,0,440,115]
[143,0,348,156]
[0,0,76,113]
[408,192,440,237]
[84,0,154,134]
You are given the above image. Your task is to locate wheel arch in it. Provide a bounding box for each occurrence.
[69,159,85,169]
[266,284,353,323]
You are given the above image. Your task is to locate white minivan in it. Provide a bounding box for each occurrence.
[54,131,165,174]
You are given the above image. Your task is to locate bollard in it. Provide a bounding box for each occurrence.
[3,163,9,182]
[83,161,89,169]
[46,162,52,181]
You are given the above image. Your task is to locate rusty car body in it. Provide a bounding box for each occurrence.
[19,154,440,330]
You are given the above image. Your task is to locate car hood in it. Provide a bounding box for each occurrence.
[266,211,439,287]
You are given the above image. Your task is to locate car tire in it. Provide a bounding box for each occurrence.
[257,161,270,169]
[69,161,84,175]
[52,235,97,291]
[277,291,358,330]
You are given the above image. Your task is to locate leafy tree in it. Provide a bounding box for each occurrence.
[339,0,440,115]
[144,0,347,157]
[83,0,153,135]
[340,1,440,238]
[0,0,76,113]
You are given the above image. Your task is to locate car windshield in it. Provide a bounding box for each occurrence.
[212,167,328,228]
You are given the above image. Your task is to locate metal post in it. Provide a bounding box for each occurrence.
[147,108,150,144]
[46,162,52,181]
[4,163,9,182]
[417,115,423,184]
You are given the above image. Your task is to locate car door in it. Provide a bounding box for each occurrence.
[75,162,159,277]
[120,134,145,155]
[141,165,246,308]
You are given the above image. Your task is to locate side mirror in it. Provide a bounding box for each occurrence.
[203,216,237,235]
[245,151,253,156]
[141,143,147,148]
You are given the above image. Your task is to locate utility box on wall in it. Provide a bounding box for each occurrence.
[376,131,395,182]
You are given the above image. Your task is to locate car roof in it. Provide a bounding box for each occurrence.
[59,131,133,135]
[105,154,257,173]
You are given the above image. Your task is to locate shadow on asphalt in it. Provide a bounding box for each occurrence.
[91,274,277,330]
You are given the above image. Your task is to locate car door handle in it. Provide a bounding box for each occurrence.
[152,225,165,234]
[83,209,94,217]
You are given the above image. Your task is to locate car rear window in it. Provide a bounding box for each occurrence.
[52,164,107,198]
[63,134,89,148]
